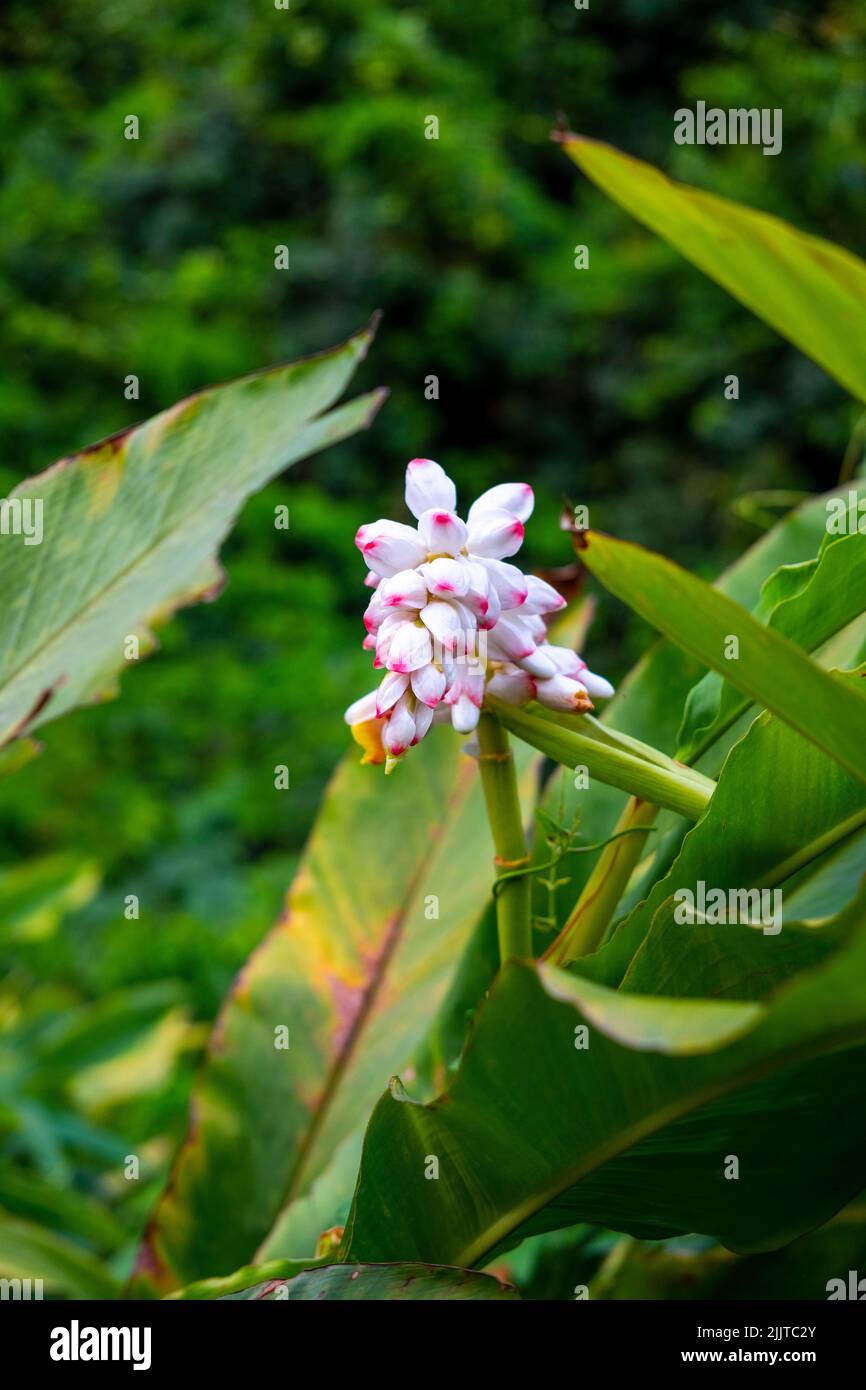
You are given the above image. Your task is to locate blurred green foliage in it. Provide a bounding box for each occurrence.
[1,0,865,1284]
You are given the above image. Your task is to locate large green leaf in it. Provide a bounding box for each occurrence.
[782,824,866,923]
[580,1209,866,1301]
[254,1129,365,1263]
[32,982,188,1086]
[0,1163,122,1251]
[0,853,100,945]
[0,320,384,749]
[131,730,536,1295]
[168,1256,327,1300]
[577,530,866,784]
[0,1213,119,1299]
[342,890,866,1267]
[583,673,866,989]
[560,134,866,402]
[219,1262,518,1302]
[678,531,866,763]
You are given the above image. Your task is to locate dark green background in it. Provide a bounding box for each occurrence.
[0,0,863,1278]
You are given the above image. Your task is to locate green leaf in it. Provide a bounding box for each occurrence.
[620,900,848,1002]
[253,1142,361,1265]
[0,737,40,780]
[578,530,866,784]
[131,729,536,1296]
[0,1163,122,1251]
[584,674,866,990]
[0,853,100,945]
[678,530,866,763]
[168,1257,325,1300]
[219,1262,518,1301]
[560,134,866,402]
[0,1213,120,1299]
[68,1006,193,1114]
[33,982,188,1084]
[580,1211,866,1301]
[0,320,384,751]
[782,826,866,923]
[342,890,866,1268]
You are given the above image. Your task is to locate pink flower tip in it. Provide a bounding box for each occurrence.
[511,520,525,538]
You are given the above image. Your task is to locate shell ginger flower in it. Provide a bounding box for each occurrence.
[345,459,613,768]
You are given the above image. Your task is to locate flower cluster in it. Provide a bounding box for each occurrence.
[345,459,613,765]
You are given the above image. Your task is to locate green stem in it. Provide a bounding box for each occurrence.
[487,698,714,822]
[545,797,659,965]
[476,712,532,965]
[840,410,866,484]
[588,1236,637,1301]
[534,707,713,791]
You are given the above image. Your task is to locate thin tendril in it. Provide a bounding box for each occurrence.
[491,825,656,899]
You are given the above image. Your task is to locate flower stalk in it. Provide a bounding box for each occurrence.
[476,712,533,965]
[538,707,709,785]
[487,697,714,822]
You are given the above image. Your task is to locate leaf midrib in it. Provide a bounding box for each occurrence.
[278,756,479,1212]
[686,615,866,765]
[0,398,370,721]
[455,1013,866,1269]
